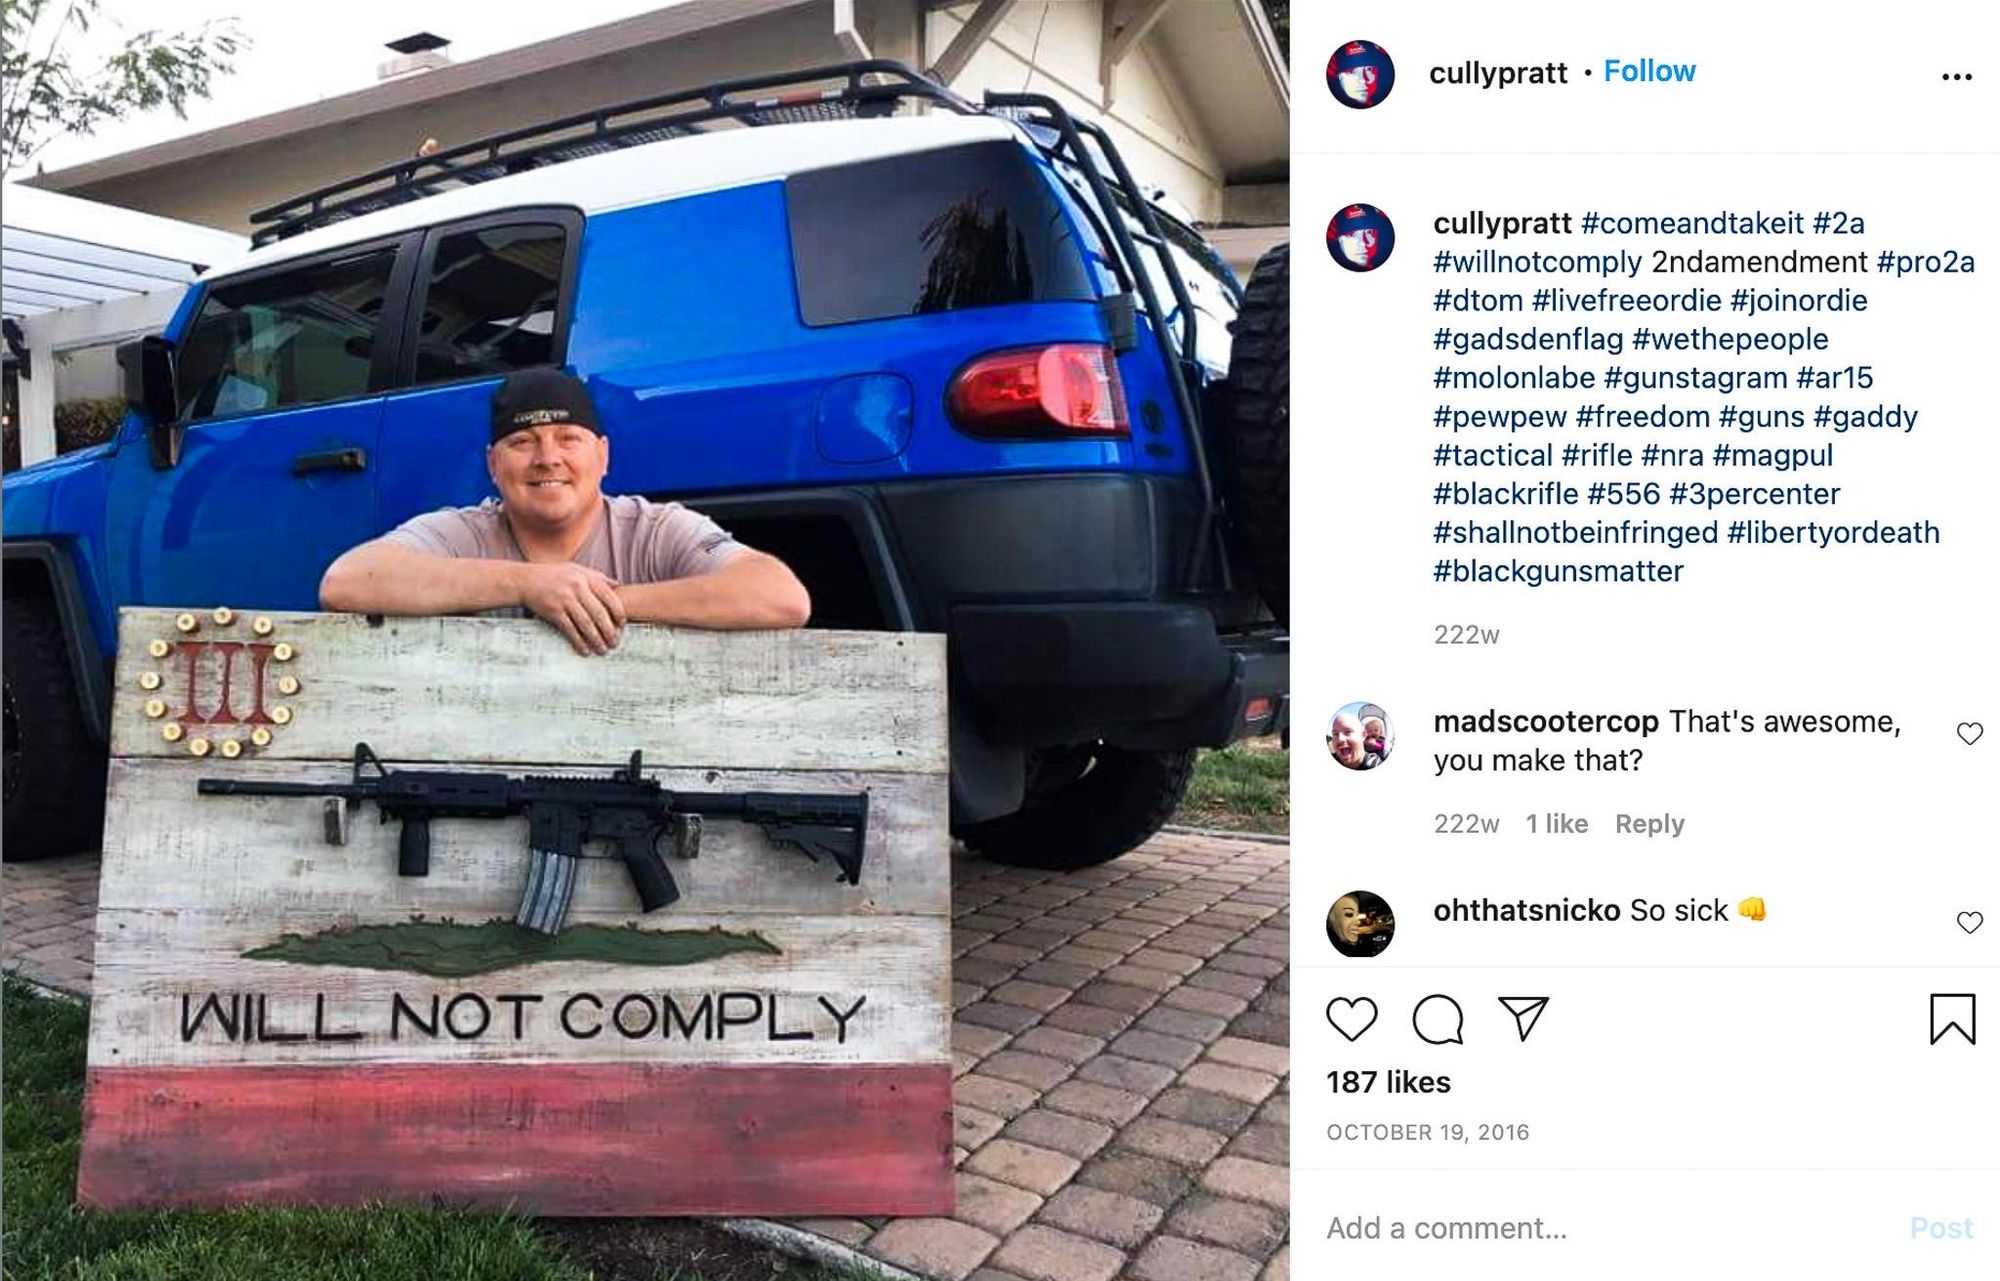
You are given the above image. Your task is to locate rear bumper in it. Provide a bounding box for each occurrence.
[952,604,1287,749]
[695,472,1284,751]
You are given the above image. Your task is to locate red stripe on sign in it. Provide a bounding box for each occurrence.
[78,1062,953,1215]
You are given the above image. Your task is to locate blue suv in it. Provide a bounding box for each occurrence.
[2,62,1288,869]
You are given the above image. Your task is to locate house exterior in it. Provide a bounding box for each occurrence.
[28,0,1288,269]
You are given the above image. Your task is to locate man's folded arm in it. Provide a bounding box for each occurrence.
[616,549,810,630]
[320,539,526,615]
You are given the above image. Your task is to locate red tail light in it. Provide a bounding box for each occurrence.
[947,344,1129,438]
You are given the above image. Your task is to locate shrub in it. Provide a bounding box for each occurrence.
[54,395,129,453]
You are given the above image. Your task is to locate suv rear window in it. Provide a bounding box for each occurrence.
[787,141,1094,326]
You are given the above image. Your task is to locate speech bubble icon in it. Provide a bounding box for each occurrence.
[1412,994,1465,1045]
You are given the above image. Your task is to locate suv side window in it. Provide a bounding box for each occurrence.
[787,141,1096,326]
[411,223,567,383]
[177,246,400,422]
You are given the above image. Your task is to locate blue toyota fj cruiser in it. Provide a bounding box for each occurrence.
[2,62,1288,869]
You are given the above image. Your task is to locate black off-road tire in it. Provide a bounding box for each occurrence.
[956,744,1197,871]
[2,598,107,861]
[1221,242,1289,624]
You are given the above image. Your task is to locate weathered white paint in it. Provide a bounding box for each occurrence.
[101,759,948,917]
[88,608,951,1078]
[111,611,949,772]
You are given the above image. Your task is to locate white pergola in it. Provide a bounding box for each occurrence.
[2,184,244,465]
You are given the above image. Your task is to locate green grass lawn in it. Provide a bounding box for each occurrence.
[1175,739,1288,835]
[0,980,849,1281]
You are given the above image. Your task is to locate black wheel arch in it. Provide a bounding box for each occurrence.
[2,542,111,745]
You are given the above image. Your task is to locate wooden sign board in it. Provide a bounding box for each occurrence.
[77,609,952,1215]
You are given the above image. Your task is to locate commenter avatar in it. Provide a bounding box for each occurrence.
[1328,701,1393,771]
[1328,891,1396,958]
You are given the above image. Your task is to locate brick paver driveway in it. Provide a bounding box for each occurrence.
[2,852,99,993]
[3,829,1290,1280]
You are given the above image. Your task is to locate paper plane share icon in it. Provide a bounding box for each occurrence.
[1498,996,1549,1042]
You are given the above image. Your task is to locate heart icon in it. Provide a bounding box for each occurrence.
[1958,911,1984,935]
[1326,997,1379,1042]
[1958,723,1984,746]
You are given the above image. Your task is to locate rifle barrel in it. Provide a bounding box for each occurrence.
[195,779,372,799]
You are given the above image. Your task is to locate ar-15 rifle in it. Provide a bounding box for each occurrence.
[197,743,868,933]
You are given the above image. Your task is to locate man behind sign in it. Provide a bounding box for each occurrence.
[320,367,810,653]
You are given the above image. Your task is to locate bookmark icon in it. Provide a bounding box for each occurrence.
[1930,994,1976,1046]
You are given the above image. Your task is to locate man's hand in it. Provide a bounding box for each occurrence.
[517,562,628,655]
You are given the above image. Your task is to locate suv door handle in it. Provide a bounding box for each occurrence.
[292,447,368,476]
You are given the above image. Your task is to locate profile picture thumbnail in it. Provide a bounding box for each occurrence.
[1326,204,1394,272]
[1327,40,1395,109]
[1328,891,1396,958]
[1327,701,1392,771]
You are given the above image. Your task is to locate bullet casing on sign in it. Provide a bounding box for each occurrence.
[252,616,275,635]
[147,639,171,658]
[212,607,235,625]
[138,672,162,691]
[188,739,211,757]
[220,740,243,759]
[175,613,198,633]
[162,724,184,742]
[273,643,295,662]
[144,699,166,718]
[278,676,301,695]
[271,707,293,725]
[250,728,273,747]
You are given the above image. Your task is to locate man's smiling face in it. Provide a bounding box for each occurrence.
[489,422,610,533]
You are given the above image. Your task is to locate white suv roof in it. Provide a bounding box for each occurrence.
[207,113,1025,279]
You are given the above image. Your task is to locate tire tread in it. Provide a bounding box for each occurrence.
[958,746,1198,871]
[1221,243,1290,624]
[3,598,107,861]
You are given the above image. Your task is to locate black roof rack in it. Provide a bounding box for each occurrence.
[247,60,979,247]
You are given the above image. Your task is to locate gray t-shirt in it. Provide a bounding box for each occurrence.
[383,495,745,595]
